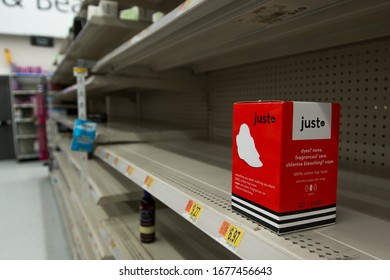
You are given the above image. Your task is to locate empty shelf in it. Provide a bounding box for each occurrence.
[58,137,141,205]
[101,206,239,260]
[93,0,390,74]
[50,113,207,143]
[95,140,390,260]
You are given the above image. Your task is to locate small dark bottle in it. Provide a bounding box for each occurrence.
[140,191,155,243]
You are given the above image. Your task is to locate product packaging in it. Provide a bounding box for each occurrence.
[87,5,99,20]
[232,101,340,234]
[98,0,118,17]
[70,119,97,152]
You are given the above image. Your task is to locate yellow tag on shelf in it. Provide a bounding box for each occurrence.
[73,67,88,75]
[105,152,110,160]
[144,176,154,188]
[113,157,119,166]
[110,239,116,249]
[219,221,244,248]
[126,165,134,175]
[187,200,203,221]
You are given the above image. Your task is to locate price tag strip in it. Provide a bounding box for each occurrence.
[217,220,245,252]
[183,199,203,224]
[73,67,91,204]
[144,175,154,188]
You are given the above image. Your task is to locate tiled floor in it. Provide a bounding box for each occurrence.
[0,160,72,260]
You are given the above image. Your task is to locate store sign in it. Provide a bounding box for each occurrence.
[0,0,83,38]
[30,36,54,47]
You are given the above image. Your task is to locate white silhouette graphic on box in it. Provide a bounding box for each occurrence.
[236,124,263,168]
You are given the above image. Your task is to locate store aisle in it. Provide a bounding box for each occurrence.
[0,160,72,260]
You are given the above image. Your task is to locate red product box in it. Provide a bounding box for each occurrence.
[232,101,340,234]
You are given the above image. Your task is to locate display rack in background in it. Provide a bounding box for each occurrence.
[10,74,48,161]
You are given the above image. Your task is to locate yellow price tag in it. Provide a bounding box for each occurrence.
[187,201,203,221]
[113,157,119,166]
[110,239,116,249]
[73,67,88,75]
[144,176,154,188]
[126,165,134,175]
[219,221,244,248]
[105,152,110,160]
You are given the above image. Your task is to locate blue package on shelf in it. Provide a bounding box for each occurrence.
[71,119,97,152]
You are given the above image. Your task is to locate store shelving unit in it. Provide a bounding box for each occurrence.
[10,74,46,160]
[53,75,205,101]
[77,0,183,17]
[50,137,238,260]
[57,137,141,205]
[50,112,207,144]
[93,140,390,260]
[101,206,239,260]
[49,0,390,260]
[94,0,390,74]
[51,15,151,85]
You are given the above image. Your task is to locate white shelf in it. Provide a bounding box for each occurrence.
[17,153,39,160]
[58,137,141,205]
[51,16,150,85]
[101,206,239,260]
[93,0,390,74]
[53,147,235,260]
[94,140,390,260]
[52,159,98,260]
[15,118,34,123]
[53,75,205,101]
[13,104,35,108]
[13,90,41,95]
[51,171,80,260]
[54,151,113,259]
[16,134,37,139]
[50,113,207,143]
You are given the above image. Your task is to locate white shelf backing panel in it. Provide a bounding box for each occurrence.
[50,113,207,143]
[54,151,113,259]
[208,36,390,170]
[95,140,390,259]
[50,171,79,260]
[53,75,205,101]
[58,137,141,205]
[101,206,239,260]
[94,0,390,74]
